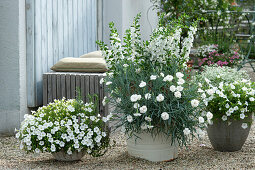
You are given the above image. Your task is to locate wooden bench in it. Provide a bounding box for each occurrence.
[43,72,108,117]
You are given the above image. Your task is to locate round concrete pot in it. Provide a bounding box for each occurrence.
[52,150,86,161]
[127,131,178,162]
[207,115,252,152]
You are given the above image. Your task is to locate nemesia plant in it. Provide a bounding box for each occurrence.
[97,14,207,146]
[195,65,255,128]
[195,44,242,67]
[16,97,112,157]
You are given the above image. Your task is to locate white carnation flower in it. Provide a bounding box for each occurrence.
[145,93,151,100]
[177,78,185,85]
[130,94,141,102]
[191,99,199,108]
[176,72,184,78]
[133,113,142,117]
[176,86,184,92]
[170,85,176,92]
[174,91,181,98]
[139,81,146,88]
[161,112,169,120]
[183,128,190,135]
[150,75,157,80]
[163,75,173,82]
[127,115,133,123]
[133,103,140,109]
[156,94,164,102]
[139,106,147,113]
[145,117,152,122]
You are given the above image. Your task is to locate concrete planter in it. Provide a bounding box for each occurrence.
[52,150,86,161]
[127,131,178,162]
[207,115,252,152]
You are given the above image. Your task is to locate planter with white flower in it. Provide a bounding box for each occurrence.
[97,14,206,162]
[16,97,111,161]
[196,65,255,152]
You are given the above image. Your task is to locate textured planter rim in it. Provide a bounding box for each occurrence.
[207,114,252,152]
[127,131,179,162]
[52,149,86,161]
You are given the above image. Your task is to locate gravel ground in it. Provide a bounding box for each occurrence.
[0,63,255,170]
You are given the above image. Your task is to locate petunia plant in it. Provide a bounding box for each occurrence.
[97,14,207,146]
[16,97,112,157]
[195,65,255,128]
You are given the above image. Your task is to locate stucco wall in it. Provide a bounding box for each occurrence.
[102,0,158,44]
[0,0,27,136]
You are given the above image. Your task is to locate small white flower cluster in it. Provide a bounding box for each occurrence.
[195,44,218,58]
[199,78,255,129]
[16,99,112,155]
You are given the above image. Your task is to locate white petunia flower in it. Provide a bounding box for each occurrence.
[170,85,176,92]
[145,93,151,100]
[99,78,104,85]
[67,105,75,112]
[176,72,184,78]
[163,75,173,82]
[174,91,181,98]
[139,81,146,88]
[150,75,157,80]
[240,113,245,119]
[242,87,248,91]
[139,106,147,113]
[191,99,199,108]
[222,115,227,121]
[206,112,213,120]
[127,115,133,123]
[241,123,248,129]
[156,94,164,102]
[225,103,230,109]
[106,81,112,86]
[183,128,190,135]
[161,112,169,120]
[249,97,255,102]
[198,117,204,123]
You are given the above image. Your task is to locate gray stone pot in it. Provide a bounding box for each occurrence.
[207,115,252,152]
[52,150,86,161]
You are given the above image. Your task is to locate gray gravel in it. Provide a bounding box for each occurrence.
[0,63,255,170]
[1,128,255,170]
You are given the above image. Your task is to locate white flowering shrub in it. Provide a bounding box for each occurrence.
[16,98,111,157]
[97,14,207,146]
[196,66,255,128]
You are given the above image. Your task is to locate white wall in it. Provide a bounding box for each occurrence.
[0,0,27,136]
[102,0,158,45]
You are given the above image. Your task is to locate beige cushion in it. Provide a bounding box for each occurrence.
[80,51,103,58]
[51,57,108,72]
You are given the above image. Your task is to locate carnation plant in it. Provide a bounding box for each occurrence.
[97,14,207,146]
[16,97,112,157]
[195,66,255,128]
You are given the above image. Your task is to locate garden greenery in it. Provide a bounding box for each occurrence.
[16,97,112,157]
[97,14,207,146]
